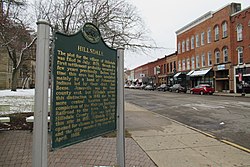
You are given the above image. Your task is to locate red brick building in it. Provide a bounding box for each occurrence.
[132,52,177,86]
[231,6,250,93]
[176,3,244,92]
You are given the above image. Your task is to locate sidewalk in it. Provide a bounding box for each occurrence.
[213,92,250,98]
[125,102,250,167]
[0,132,156,167]
[1,101,250,167]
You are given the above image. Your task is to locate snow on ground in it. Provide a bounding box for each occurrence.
[0,89,51,115]
[0,89,35,97]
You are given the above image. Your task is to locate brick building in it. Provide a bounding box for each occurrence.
[131,52,177,86]
[175,3,245,92]
[230,6,250,93]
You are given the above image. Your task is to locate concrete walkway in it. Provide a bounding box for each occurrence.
[125,102,250,167]
[1,101,250,166]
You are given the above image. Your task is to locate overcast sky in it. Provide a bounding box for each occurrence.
[124,0,249,70]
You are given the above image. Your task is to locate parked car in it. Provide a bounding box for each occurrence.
[124,84,129,88]
[140,84,147,89]
[190,84,215,95]
[169,84,186,93]
[144,85,155,91]
[157,84,170,91]
[134,84,141,89]
[236,82,250,93]
[129,84,135,89]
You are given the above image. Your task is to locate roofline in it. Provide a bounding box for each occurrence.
[175,11,213,35]
[175,3,240,35]
[132,51,177,70]
[231,5,250,17]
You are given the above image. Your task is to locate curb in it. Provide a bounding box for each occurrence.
[213,93,250,98]
[148,108,250,154]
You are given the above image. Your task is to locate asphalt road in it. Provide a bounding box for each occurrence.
[125,89,250,150]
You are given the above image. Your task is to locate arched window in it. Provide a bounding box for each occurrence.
[191,36,194,49]
[214,49,220,64]
[214,25,219,41]
[222,21,228,38]
[222,47,228,63]
[237,24,243,41]
[191,56,195,70]
[186,38,189,51]
[237,47,243,64]
[182,40,185,53]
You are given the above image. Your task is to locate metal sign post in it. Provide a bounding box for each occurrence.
[32,19,50,167]
[117,47,125,167]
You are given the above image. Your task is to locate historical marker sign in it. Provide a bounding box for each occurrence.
[51,23,117,149]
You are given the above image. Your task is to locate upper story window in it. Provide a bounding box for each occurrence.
[201,53,205,67]
[178,42,181,54]
[182,59,186,71]
[170,62,173,72]
[201,32,205,46]
[196,34,199,47]
[237,47,243,64]
[178,60,181,71]
[222,21,228,38]
[182,40,185,53]
[237,24,243,41]
[207,28,211,43]
[223,47,228,63]
[196,55,200,69]
[191,36,194,49]
[214,25,219,41]
[186,38,190,51]
[215,50,220,64]
[207,51,212,66]
[191,56,195,70]
[187,58,190,70]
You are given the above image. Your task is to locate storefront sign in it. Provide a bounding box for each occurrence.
[217,64,226,71]
[51,23,117,149]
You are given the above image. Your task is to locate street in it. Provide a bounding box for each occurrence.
[125,89,250,150]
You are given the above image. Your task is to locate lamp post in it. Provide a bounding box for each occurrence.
[237,63,246,96]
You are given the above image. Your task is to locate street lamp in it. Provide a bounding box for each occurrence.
[237,63,246,96]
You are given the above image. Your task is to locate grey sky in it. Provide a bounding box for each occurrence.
[125,0,249,70]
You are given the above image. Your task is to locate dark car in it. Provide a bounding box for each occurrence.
[190,84,215,95]
[140,84,147,89]
[169,84,186,93]
[144,85,155,91]
[157,84,170,91]
[237,82,250,93]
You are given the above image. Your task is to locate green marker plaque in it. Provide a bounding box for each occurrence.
[51,23,117,149]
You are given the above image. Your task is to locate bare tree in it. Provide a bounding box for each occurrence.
[0,0,37,91]
[33,0,155,50]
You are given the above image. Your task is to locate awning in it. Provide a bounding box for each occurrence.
[186,70,194,76]
[174,72,182,78]
[190,68,211,77]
